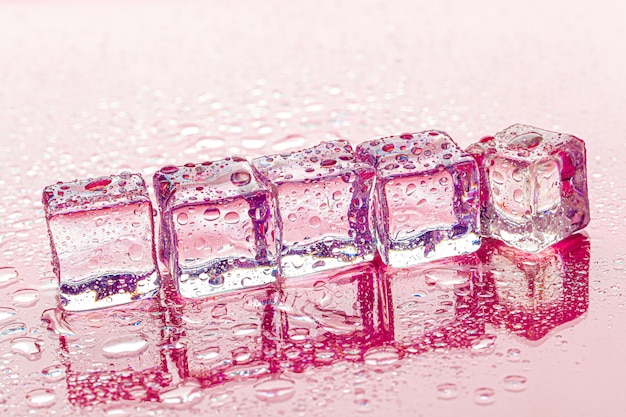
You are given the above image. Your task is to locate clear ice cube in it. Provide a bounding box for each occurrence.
[252,140,376,277]
[42,173,159,311]
[153,158,278,298]
[356,131,481,267]
[467,124,590,252]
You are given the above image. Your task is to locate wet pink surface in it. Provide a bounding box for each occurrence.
[1,1,626,416]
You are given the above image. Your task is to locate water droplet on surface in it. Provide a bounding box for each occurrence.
[254,378,296,403]
[0,267,18,288]
[506,348,521,362]
[471,334,497,354]
[42,364,66,382]
[364,347,399,370]
[12,288,39,306]
[203,208,221,221]
[177,212,189,225]
[224,212,240,224]
[11,337,43,360]
[26,388,56,408]
[231,171,252,186]
[309,216,321,227]
[102,334,148,358]
[503,375,527,392]
[0,307,16,322]
[159,380,203,409]
[127,243,144,261]
[436,383,458,400]
[474,387,495,405]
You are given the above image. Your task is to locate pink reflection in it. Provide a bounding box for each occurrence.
[475,234,590,341]
[273,264,392,372]
[381,254,485,355]
[58,299,170,407]
[56,235,590,408]
[165,281,279,387]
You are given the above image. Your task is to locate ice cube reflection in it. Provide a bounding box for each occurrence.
[59,299,171,407]
[57,234,589,409]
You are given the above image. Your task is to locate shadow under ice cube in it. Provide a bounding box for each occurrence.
[154,158,278,298]
[252,140,376,277]
[43,173,159,311]
[356,131,481,267]
[467,124,589,252]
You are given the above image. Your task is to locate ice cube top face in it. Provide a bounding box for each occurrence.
[153,158,278,298]
[252,140,376,278]
[355,131,481,268]
[42,173,159,311]
[467,124,589,252]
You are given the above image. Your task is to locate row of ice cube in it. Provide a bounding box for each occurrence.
[43,124,589,310]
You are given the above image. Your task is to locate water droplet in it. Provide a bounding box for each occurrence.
[0,307,16,323]
[436,383,458,400]
[231,171,252,186]
[254,378,296,403]
[26,388,56,409]
[11,337,43,360]
[42,364,66,382]
[309,216,321,227]
[203,208,220,221]
[177,212,189,225]
[102,334,148,358]
[127,243,144,261]
[503,375,527,392]
[513,189,524,203]
[474,387,495,405]
[507,133,542,150]
[364,347,399,370]
[85,178,112,191]
[12,288,39,306]
[224,212,240,224]
[159,380,203,409]
[231,323,258,336]
[506,348,521,362]
[287,213,297,222]
[0,267,18,288]
[471,334,497,354]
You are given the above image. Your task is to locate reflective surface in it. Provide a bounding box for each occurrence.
[1,1,625,416]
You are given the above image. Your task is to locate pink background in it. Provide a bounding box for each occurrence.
[1,1,625,416]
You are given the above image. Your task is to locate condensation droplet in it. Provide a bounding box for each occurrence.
[203,208,221,221]
[127,244,144,261]
[12,288,39,306]
[436,383,458,400]
[254,378,296,403]
[0,267,19,288]
[503,375,527,392]
[177,212,189,225]
[26,388,56,409]
[474,387,495,405]
[102,334,148,358]
[231,171,252,186]
[309,216,321,227]
[224,212,240,224]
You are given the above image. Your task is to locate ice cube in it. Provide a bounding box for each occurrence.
[252,140,376,277]
[356,131,481,267]
[42,173,159,311]
[153,158,278,298]
[467,124,590,252]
